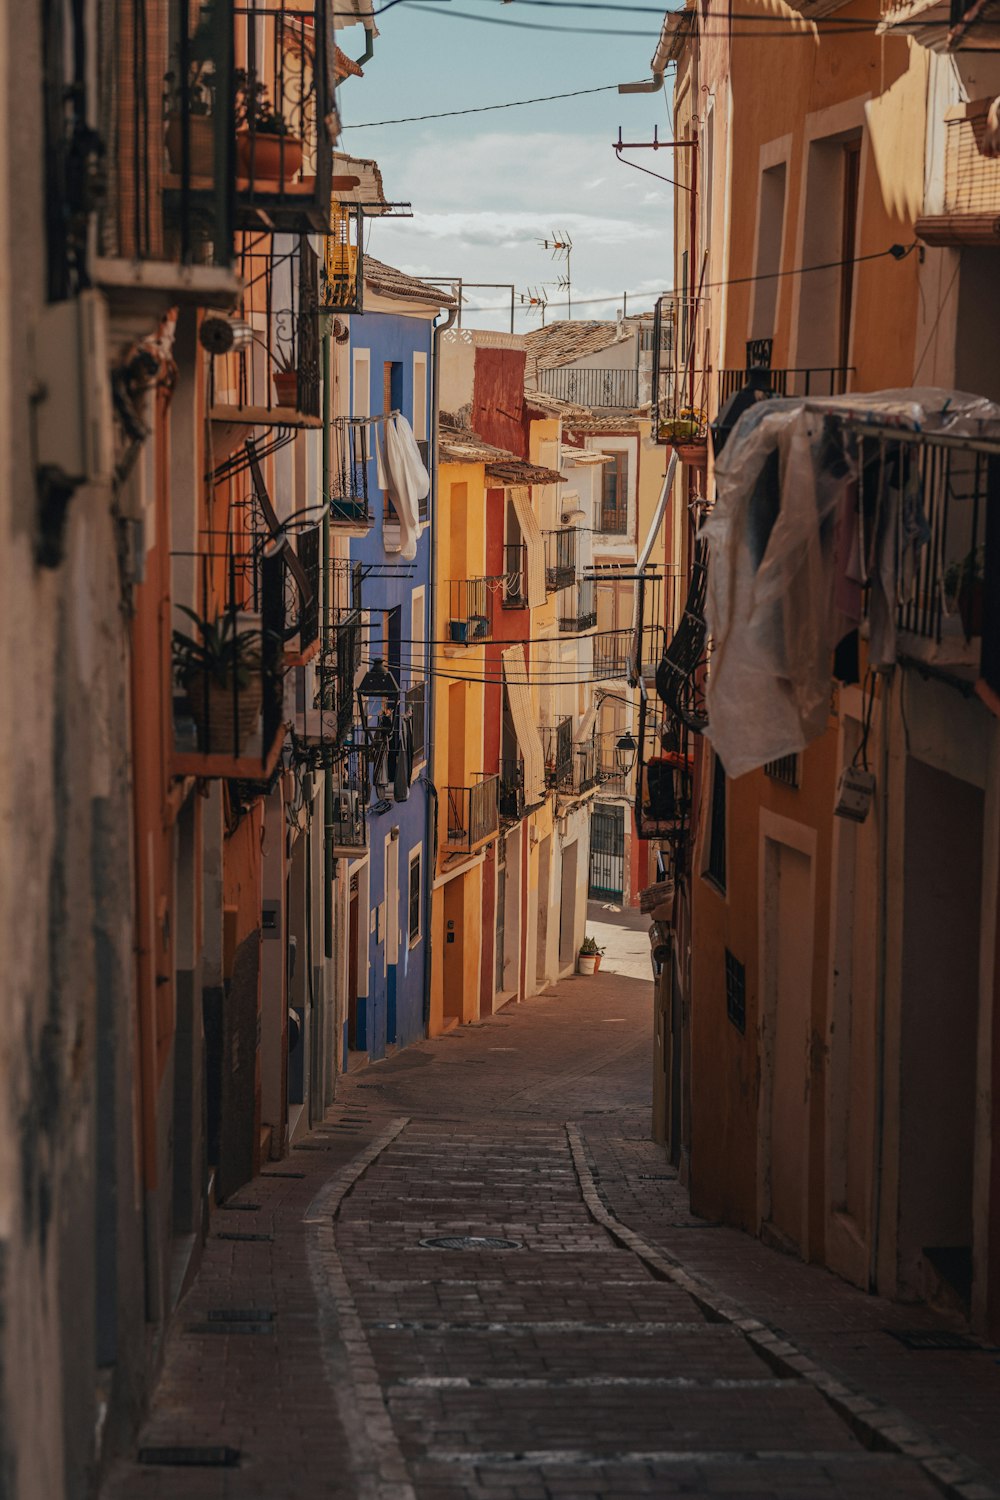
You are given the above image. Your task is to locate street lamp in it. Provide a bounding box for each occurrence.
[615,732,637,776]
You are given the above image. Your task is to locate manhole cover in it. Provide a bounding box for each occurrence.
[887,1329,981,1351]
[419,1235,522,1251]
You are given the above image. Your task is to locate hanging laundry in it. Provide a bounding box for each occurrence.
[380,413,430,562]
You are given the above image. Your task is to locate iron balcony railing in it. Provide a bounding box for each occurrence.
[329,417,373,526]
[313,607,363,745]
[538,366,640,410]
[446,774,500,852]
[542,718,574,789]
[99,0,235,272]
[655,541,709,734]
[208,235,321,424]
[651,292,708,443]
[573,740,600,795]
[234,2,334,233]
[635,695,694,846]
[559,578,597,633]
[499,759,526,823]
[503,543,528,609]
[329,744,368,852]
[718,364,852,406]
[448,579,498,643]
[545,529,578,593]
[598,497,629,535]
[322,201,364,313]
[595,734,629,798]
[406,680,426,765]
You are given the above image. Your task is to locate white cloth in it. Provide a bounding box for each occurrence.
[509,486,547,609]
[381,414,429,562]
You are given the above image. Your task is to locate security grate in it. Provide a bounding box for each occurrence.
[764,754,800,788]
[138,1447,241,1467]
[886,1329,981,1351]
[420,1236,523,1251]
[725,949,746,1034]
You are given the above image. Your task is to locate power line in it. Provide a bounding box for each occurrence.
[344,81,632,127]
[401,3,890,34]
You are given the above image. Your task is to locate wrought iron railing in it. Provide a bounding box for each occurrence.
[499,759,525,823]
[596,734,629,797]
[329,417,373,525]
[322,202,364,312]
[635,695,694,845]
[99,0,235,270]
[503,543,528,609]
[314,608,362,744]
[538,366,640,410]
[655,541,709,733]
[406,681,426,764]
[446,774,500,851]
[447,579,498,643]
[545,529,578,593]
[329,744,368,850]
[208,235,321,422]
[234,2,333,233]
[573,740,600,794]
[543,718,574,788]
[651,292,709,444]
[718,364,852,406]
[170,540,286,772]
[559,578,597,633]
[598,497,629,535]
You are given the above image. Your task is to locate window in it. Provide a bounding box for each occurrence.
[725,949,746,1034]
[412,353,428,443]
[751,163,787,342]
[600,452,629,533]
[705,753,727,892]
[408,849,422,947]
[352,348,370,456]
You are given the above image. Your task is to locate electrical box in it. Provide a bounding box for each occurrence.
[834,766,875,823]
[33,290,114,489]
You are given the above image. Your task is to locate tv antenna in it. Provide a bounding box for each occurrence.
[538,231,573,319]
[519,287,549,325]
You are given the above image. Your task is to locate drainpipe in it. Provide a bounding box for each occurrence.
[322,333,335,971]
[869,670,893,1292]
[618,72,664,94]
[353,23,375,70]
[422,299,458,1028]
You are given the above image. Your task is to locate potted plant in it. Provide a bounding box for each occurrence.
[235,70,303,183]
[578,935,606,975]
[944,546,985,639]
[272,347,298,409]
[172,606,268,755]
[163,25,217,177]
[659,407,708,463]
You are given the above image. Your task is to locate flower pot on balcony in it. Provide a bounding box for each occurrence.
[185,675,263,755]
[165,114,217,177]
[673,437,708,465]
[273,370,298,408]
[236,128,303,184]
[577,953,598,976]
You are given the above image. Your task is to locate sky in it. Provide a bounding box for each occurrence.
[335,1,674,332]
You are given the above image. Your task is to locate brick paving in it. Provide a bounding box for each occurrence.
[102,903,1000,1499]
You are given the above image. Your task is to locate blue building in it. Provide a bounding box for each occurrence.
[343,257,454,1062]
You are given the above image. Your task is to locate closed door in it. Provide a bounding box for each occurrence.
[764,840,813,1252]
[589,804,624,900]
[347,886,359,1050]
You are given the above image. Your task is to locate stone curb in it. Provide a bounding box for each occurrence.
[565,1122,1000,1500]
[304,1116,415,1500]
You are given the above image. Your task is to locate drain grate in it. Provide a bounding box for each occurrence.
[138,1446,240,1468]
[215,1231,273,1243]
[186,1320,273,1336]
[292,1143,333,1151]
[886,1329,981,1351]
[218,1202,261,1212]
[419,1235,522,1251]
[261,1170,305,1179]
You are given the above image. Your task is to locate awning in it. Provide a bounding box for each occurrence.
[509,486,547,609]
[502,645,547,803]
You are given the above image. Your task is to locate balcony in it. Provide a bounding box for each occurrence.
[448,579,498,644]
[321,202,364,313]
[209,236,322,428]
[329,417,374,528]
[502,543,529,609]
[406,681,426,765]
[329,744,368,855]
[655,542,709,734]
[635,698,694,844]
[499,760,526,823]
[538,367,640,410]
[559,578,597,633]
[543,718,574,790]
[94,0,239,310]
[545,529,579,593]
[572,740,600,796]
[651,292,709,447]
[718,343,852,406]
[170,541,287,780]
[917,103,1000,245]
[595,734,630,798]
[234,2,334,233]
[446,775,500,853]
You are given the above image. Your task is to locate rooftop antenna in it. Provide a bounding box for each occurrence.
[520,287,549,326]
[538,231,573,319]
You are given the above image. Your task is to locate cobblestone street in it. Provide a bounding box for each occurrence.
[104,909,1000,1500]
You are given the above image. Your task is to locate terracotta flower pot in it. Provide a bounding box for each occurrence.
[577,953,598,976]
[236,129,303,184]
[594,953,602,971]
[673,439,708,466]
[185,675,262,756]
[165,114,216,177]
[273,371,298,408]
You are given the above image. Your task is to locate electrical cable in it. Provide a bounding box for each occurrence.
[344,81,633,127]
[398,3,894,34]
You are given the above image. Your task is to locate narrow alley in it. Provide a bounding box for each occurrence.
[102,910,1000,1500]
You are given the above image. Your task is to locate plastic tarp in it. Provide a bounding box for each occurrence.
[702,387,1000,779]
[509,485,547,609]
[378,413,429,561]
[502,644,547,802]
